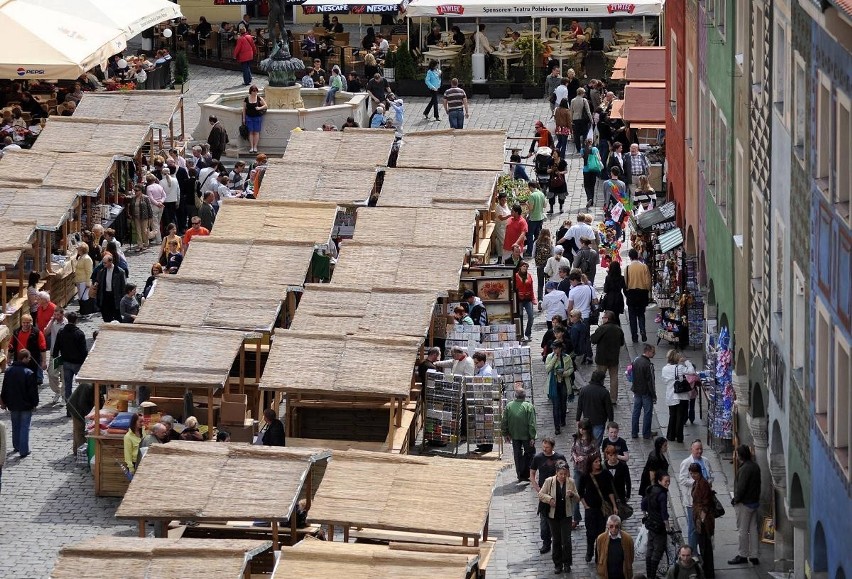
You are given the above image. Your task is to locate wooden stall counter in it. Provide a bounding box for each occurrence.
[88,433,131,497]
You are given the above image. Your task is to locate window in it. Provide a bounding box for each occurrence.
[835,335,850,473]
[717,0,727,39]
[792,264,805,372]
[773,215,785,317]
[735,140,745,241]
[699,83,708,163]
[670,32,678,118]
[719,113,728,202]
[793,52,806,160]
[687,62,695,148]
[837,90,851,225]
[752,193,765,281]
[735,0,748,71]
[773,18,788,119]
[816,71,831,191]
[753,5,764,85]
[815,302,831,438]
[709,98,717,188]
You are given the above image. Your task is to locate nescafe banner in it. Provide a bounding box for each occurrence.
[302,2,399,14]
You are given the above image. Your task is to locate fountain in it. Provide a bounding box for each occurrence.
[260,42,305,110]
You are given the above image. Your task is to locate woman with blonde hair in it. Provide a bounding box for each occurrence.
[72,242,93,316]
[160,167,180,228]
[662,349,696,443]
[635,174,656,211]
[180,416,204,441]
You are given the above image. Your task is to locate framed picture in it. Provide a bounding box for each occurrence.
[459,279,476,293]
[477,278,510,301]
[486,302,513,324]
[760,516,775,544]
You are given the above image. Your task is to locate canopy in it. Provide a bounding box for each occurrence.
[405,0,664,18]
[301,0,403,16]
[0,0,126,79]
[25,0,181,40]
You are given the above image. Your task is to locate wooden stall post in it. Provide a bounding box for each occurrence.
[179,99,185,140]
[290,513,298,546]
[138,518,146,538]
[327,524,335,541]
[1,269,6,311]
[271,520,280,551]
[207,386,215,442]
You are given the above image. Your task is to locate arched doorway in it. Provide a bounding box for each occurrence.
[752,383,766,418]
[686,225,697,255]
[814,521,828,572]
[837,566,846,579]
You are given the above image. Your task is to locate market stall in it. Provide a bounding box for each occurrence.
[73,90,186,146]
[134,277,286,420]
[211,199,338,246]
[393,130,506,172]
[282,129,394,168]
[29,116,151,157]
[274,539,481,579]
[76,324,247,496]
[307,449,500,547]
[115,442,329,548]
[353,207,477,249]
[330,241,468,296]
[0,220,37,358]
[51,537,272,579]
[261,160,380,206]
[623,46,665,82]
[259,331,422,449]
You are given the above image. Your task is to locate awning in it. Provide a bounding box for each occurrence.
[405,0,664,18]
[0,0,126,80]
[622,83,666,124]
[301,0,404,15]
[624,46,665,82]
[24,0,182,40]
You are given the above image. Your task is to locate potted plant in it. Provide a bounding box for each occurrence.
[392,41,428,97]
[173,50,189,92]
[452,47,473,93]
[515,35,546,99]
[382,48,396,82]
[487,59,510,99]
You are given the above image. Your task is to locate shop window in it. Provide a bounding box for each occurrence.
[815,303,831,438]
[837,90,851,226]
[816,72,831,193]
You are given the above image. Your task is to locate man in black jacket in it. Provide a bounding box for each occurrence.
[94,254,126,323]
[729,445,763,566]
[591,310,625,403]
[0,350,39,458]
[575,369,613,444]
[262,408,285,446]
[630,343,656,439]
[52,312,88,403]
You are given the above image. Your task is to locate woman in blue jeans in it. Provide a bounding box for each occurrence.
[514,262,537,341]
[580,138,603,207]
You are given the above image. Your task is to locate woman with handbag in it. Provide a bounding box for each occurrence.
[601,261,626,324]
[548,149,568,214]
[242,84,268,154]
[579,452,618,563]
[689,462,716,577]
[554,98,572,158]
[581,137,603,208]
[641,470,672,578]
[538,461,581,575]
[662,349,696,443]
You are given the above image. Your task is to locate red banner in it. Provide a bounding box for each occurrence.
[607,3,636,13]
[436,4,464,14]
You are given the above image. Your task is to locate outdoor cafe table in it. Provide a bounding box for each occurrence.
[420,49,459,68]
[492,50,523,78]
[549,50,578,71]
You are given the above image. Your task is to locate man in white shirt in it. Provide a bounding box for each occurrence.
[557,214,597,254]
[566,272,596,320]
[553,78,569,108]
[434,345,475,376]
[473,23,493,54]
[542,281,569,327]
[679,439,714,552]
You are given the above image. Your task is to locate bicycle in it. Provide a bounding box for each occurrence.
[656,529,685,578]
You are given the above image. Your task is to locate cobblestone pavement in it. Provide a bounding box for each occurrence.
[0,64,771,578]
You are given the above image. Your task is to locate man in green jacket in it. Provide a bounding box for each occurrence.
[502,387,537,482]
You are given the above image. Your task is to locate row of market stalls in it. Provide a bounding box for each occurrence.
[0,91,185,369]
[52,127,510,577]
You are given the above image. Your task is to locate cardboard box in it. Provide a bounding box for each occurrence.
[220,393,248,425]
[221,419,256,443]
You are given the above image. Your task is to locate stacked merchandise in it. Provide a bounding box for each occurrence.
[684,256,705,348]
[487,346,533,404]
[445,324,519,354]
[423,370,465,452]
[706,326,734,440]
[444,324,482,354]
[465,375,503,450]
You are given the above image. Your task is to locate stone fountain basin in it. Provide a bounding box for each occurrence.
[195,86,370,155]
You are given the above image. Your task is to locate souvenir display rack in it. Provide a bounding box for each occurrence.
[486,345,534,404]
[444,324,520,355]
[684,256,705,348]
[465,376,503,454]
[422,370,465,455]
[706,326,734,442]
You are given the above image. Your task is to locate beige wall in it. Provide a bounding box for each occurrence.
[178,0,243,23]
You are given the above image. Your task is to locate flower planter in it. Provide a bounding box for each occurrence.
[393,79,429,97]
[522,85,544,99]
[488,84,511,99]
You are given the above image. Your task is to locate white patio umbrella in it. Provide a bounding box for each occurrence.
[0,0,127,79]
[25,0,182,40]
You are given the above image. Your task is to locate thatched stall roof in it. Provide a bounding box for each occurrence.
[394,130,506,171]
[378,168,497,211]
[74,90,183,127]
[275,540,477,579]
[259,331,422,398]
[134,277,283,334]
[283,129,394,168]
[210,199,337,244]
[353,207,476,248]
[0,188,79,230]
[0,220,36,267]
[0,149,115,193]
[330,241,467,295]
[308,450,501,538]
[288,284,436,338]
[76,324,245,388]
[261,160,378,205]
[116,442,327,521]
[177,238,316,297]
[52,537,270,579]
[30,116,150,157]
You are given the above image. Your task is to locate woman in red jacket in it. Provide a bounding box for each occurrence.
[515,262,538,342]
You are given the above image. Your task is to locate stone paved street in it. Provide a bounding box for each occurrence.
[0,64,772,578]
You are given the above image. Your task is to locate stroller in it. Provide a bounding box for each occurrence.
[533,146,553,195]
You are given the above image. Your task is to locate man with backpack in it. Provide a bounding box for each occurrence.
[573,237,599,281]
